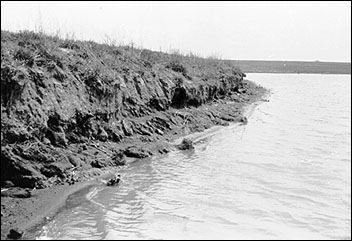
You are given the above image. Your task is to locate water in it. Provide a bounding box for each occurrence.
[32,74,351,240]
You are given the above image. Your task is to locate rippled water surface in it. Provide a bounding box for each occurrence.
[33,74,351,239]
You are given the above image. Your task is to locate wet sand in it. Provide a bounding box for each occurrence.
[1,169,118,240]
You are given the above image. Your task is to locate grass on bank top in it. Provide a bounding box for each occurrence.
[1,29,242,86]
[1,28,236,69]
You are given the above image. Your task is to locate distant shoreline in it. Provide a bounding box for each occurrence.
[233,60,351,75]
[245,72,351,75]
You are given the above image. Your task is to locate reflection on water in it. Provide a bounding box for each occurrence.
[33,74,351,240]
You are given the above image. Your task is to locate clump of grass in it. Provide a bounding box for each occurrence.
[166,61,187,74]
[14,47,36,67]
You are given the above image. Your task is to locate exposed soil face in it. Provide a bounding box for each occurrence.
[1,30,267,239]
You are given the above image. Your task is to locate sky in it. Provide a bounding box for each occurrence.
[1,1,351,62]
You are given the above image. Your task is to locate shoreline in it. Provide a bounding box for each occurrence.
[1,30,268,240]
[1,93,268,240]
[1,167,119,240]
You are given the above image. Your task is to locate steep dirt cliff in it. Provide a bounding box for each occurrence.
[1,30,266,189]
